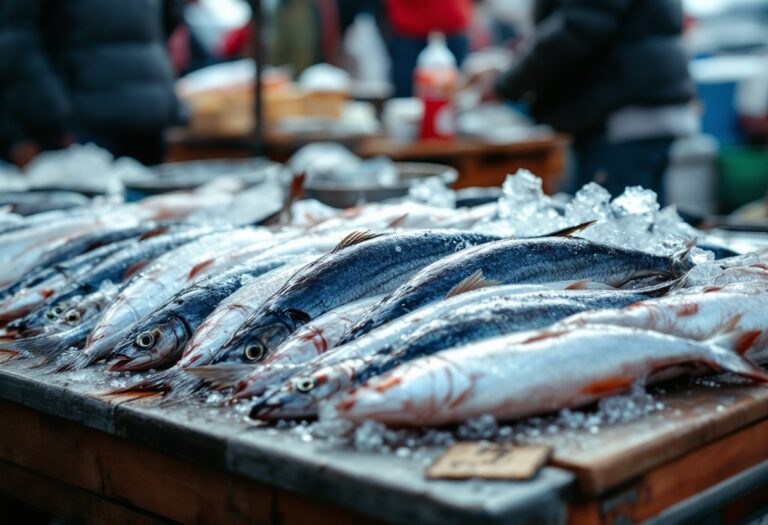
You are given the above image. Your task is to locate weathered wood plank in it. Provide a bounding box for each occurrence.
[549,382,768,495]
[0,399,385,525]
[0,460,175,525]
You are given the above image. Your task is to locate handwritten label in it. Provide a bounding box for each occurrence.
[427,443,551,480]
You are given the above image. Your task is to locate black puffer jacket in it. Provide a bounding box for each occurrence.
[495,0,695,135]
[0,0,183,145]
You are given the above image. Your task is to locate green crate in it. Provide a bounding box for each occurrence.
[718,147,768,213]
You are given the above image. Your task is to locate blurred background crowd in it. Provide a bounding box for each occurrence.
[2,0,768,218]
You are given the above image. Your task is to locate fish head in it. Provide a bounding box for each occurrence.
[109,316,189,372]
[214,309,308,365]
[6,300,70,336]
[248,367,345,418]
[56,299,104,329]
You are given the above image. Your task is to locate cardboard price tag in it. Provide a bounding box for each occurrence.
[427,443,552,480]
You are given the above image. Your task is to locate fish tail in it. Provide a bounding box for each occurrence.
[104,369,176,395]
[184,364,254,389]
[50,349,93,373]
[0,333,67,363]
[706,328,768,383]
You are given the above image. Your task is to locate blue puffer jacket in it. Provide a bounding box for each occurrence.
[0,0,184,145]
[495,0,696,136]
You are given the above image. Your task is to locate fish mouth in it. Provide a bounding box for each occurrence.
[248,399,284,419]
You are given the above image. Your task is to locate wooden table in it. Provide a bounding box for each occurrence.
[3,352,768,524]
[165,131,569,194]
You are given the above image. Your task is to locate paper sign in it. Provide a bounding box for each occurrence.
[426,442,552,480]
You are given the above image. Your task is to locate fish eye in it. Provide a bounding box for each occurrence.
[295,377,315,393]
[244,343,265,362]
[64,309,81,325]
[46,305,64,320]
[136,331,155,349]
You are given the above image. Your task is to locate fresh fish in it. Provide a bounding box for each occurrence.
[5,226,220,336]
[252,290,657,418]
[186,295,384,388]
[209,230,502,367]
[0,213,140,287]
[21,222,175,278]
[224,280,616,401]
[177,258,320,370]
[562,286,768,362]
[0,224,178,320]
[106,260,318,395]
[333,325,768,426]
[339,237,694,345]
[81,229,275,364]
[309,202,490,233]
[106,257,298,372]
[0,190,90,215]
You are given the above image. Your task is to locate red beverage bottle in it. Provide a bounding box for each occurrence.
[414,32,458,140]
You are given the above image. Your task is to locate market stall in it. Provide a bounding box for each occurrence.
[1,162,768,524]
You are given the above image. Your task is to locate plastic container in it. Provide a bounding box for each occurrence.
[414,33,458,140]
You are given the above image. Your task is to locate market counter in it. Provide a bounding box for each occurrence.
[165,131,569,194]
[2,354,768,524]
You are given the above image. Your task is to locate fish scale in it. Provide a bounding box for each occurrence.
[106,256,308,372]
[339,237,693,345]
[82,229,275,363]
[248,289,654,418]
[335,325,768,426]
[208,230,503,366]
[6,225,221,336]
[226,280,610,402]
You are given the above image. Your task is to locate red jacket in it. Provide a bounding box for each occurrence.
[385,0,471,37]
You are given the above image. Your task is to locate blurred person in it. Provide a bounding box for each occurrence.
[384,0,473,97]
[0,0,185,167]
[476,0,698,202]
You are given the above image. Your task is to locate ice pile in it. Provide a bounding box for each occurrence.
[489,170,710,260]
[407,176,456,209]
[23,143,139,195]
[274,383,667,462]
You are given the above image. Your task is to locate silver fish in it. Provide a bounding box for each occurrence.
[209,230,502,367]
[334,325,768,426]
[340,237,694,345]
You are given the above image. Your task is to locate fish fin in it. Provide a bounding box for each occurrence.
[610,270,675,289]
[1,334,63,362]
[138,225,171,241]
[708,323,759,358]
[386,213,409,229]
[188,259,215,281]
[581,376,635,396]
[547,220,598,238]
[445,270,500,299]
[185,364,254,389]
[714,314,745,338]
[331,230,384,253]
[0,348,20,364]
[564,279,614,291]
[703,333,768,384]
[286,308,311,326]
[123,259,151,281]
[259,172,306,227]
[104,370,175,395]
[673,238,698,266]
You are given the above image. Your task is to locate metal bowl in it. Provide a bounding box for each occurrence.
[304,162,458,209]
[124,158,282,195]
